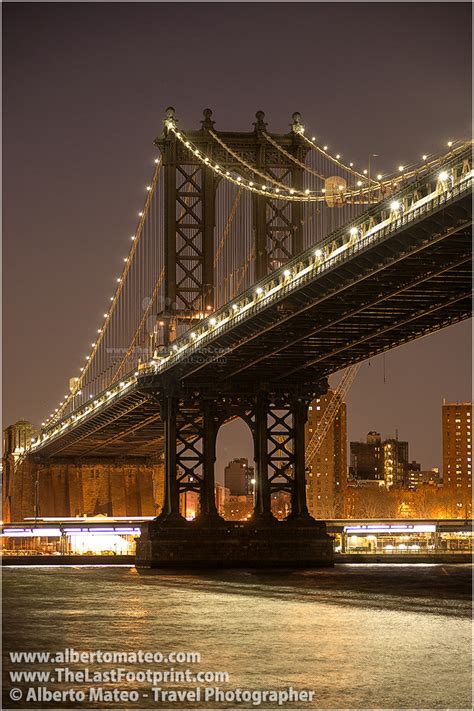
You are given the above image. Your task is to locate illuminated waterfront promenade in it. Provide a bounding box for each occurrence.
[2,517,471,563]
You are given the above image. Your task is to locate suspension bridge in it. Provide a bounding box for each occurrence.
[7,109,472,566]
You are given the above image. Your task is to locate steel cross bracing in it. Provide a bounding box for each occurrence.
[31,145,472,464]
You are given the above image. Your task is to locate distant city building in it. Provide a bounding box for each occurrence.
[215,483,230,517]
[224,458,254,496]
[224,495,253,521]
[350,432,409,489]
[383,438,409,488]
[305,390,347,519]
[271,491,291,520]
[407,465,440,490]
[181,490,199,520]
[350,432,383,481]
[442,400,472,517]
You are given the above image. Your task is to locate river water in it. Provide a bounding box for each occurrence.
[2,564,472,710]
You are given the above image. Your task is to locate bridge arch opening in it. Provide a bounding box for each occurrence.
[215,418,255,521]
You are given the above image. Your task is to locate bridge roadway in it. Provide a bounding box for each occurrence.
[31,149,472,460]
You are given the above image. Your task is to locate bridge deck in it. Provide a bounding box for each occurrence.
[31,167,472,460]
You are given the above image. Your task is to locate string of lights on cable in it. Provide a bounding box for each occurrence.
[42,158,162,428]
[165,116,468,202]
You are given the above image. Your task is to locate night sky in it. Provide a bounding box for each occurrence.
[3,2,471,479]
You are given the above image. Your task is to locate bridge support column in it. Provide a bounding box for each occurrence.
[196,398,222,523]
[158,396,184,523]
[252,392,274,523]
[287,397,314,524]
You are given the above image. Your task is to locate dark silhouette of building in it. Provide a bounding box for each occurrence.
[350,432,409,488]
[350,432,383,481]
[224,458,254,496]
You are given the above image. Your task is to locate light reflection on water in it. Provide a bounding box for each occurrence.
[2,564,472,710]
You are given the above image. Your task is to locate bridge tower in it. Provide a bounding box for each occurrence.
[138,110,333,568]
[154,107,309,342]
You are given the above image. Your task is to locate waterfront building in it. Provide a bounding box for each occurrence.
[305,390,347,519]
[442,400,472,517]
